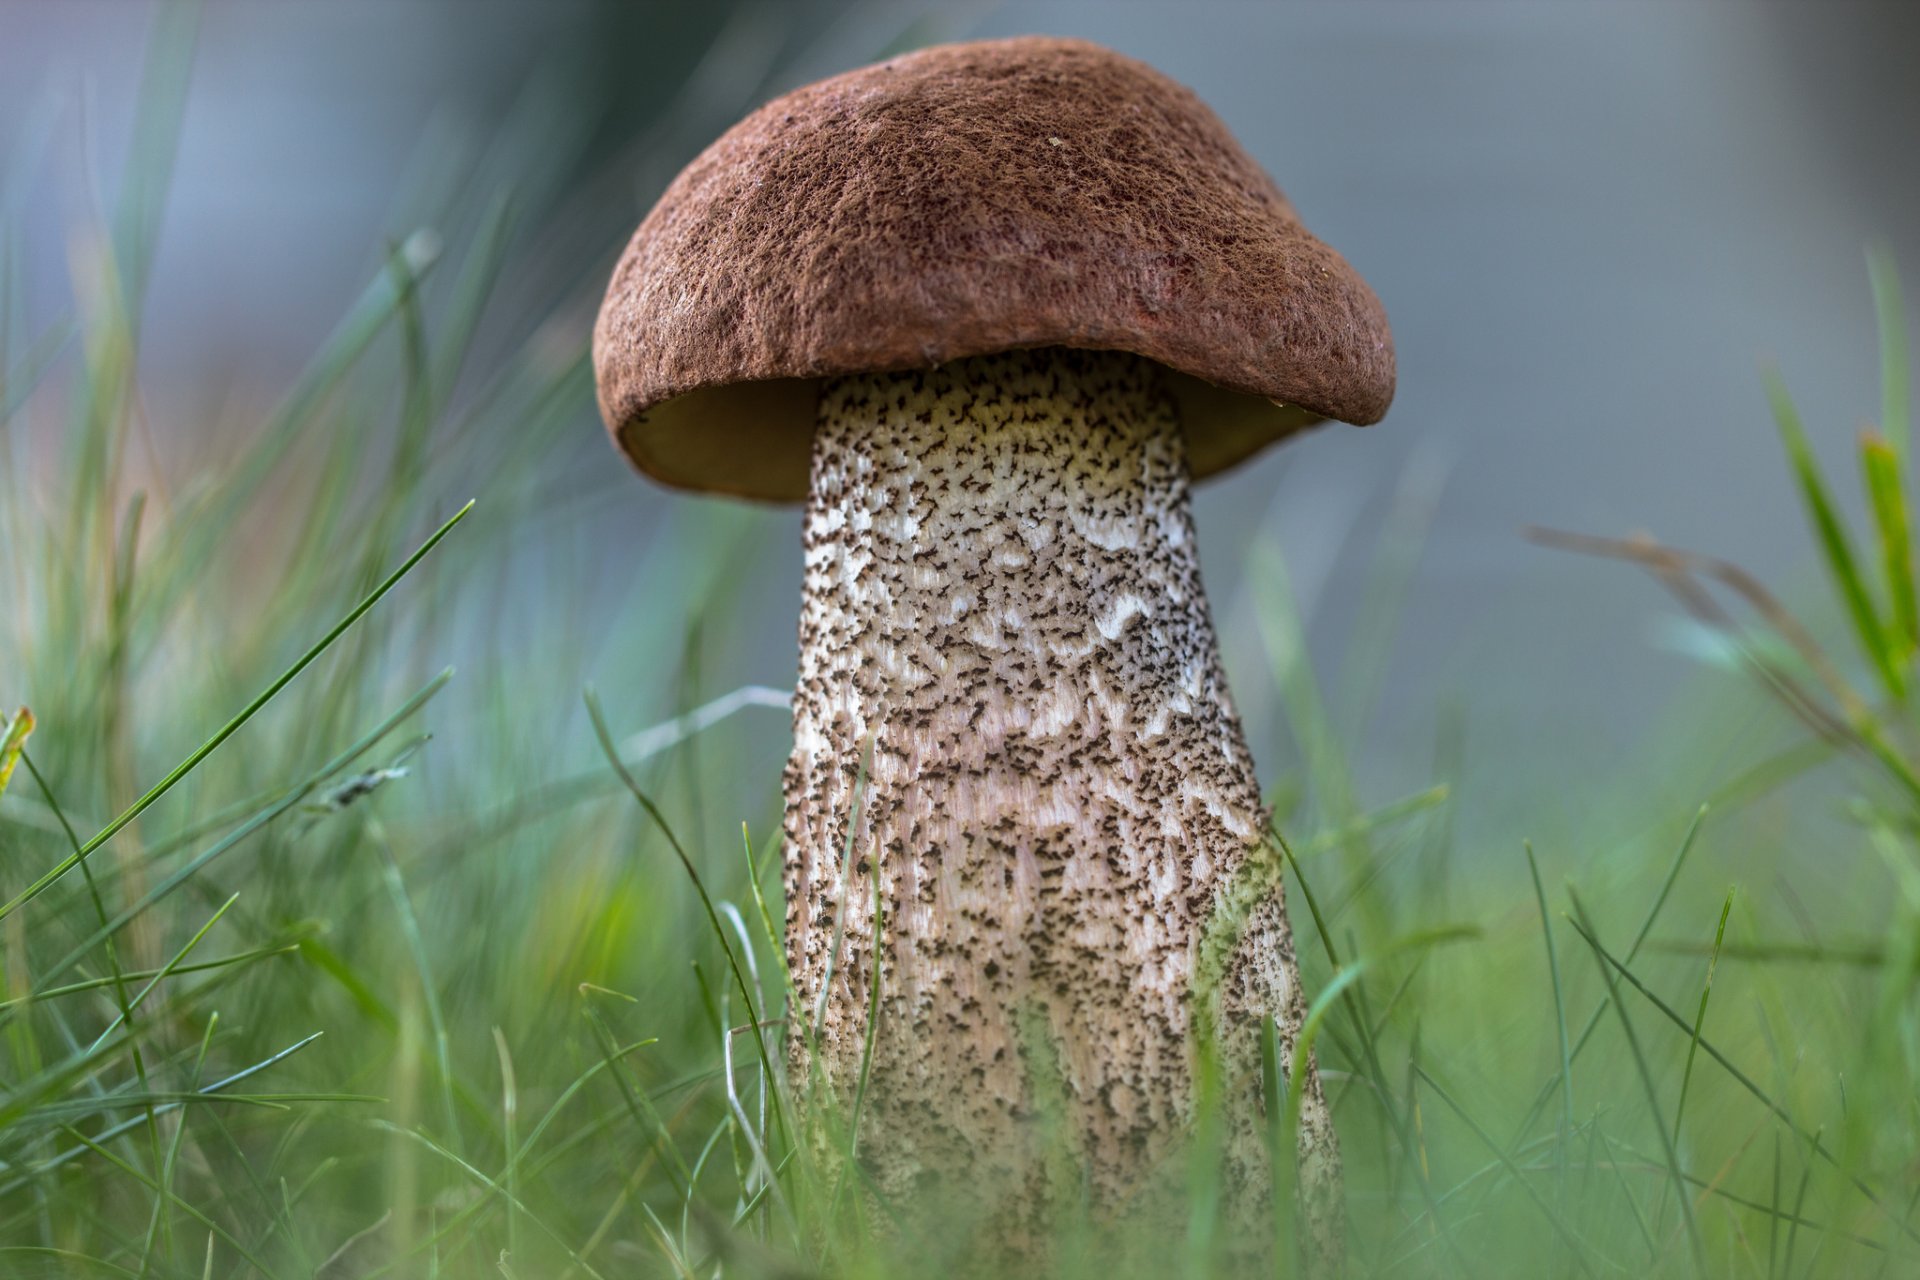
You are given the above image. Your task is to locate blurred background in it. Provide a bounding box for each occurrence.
[11,5,1920,855]
[7,0,1920,888]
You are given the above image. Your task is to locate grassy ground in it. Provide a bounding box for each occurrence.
[7,13,1920,1279]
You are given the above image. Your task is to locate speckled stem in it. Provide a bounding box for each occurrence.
[784,348,1341,1266]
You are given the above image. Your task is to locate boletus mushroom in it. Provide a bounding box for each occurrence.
[592,35,1392,1266]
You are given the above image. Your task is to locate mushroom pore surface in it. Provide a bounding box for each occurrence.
[784,347,1339,1240]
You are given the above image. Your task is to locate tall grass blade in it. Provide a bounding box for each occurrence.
[492,1027,520,1265]
[138,1012,215,1271]
[1524,843,1575,1207]
[1870,247,1910,460]
[1861,431,1918,664]
[429,189,516,411]
[110,0,199,320]
[1671,887,1736,1149]
[374,820,461,1145]
[0,942,299,1012]
[582,688,790,1152]
[1766,366,1902,698]
[1248,539,1359,833]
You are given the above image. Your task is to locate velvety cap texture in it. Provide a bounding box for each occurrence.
[593,35,1395,500]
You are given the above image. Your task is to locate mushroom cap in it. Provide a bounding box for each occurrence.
[593,35,1394,501]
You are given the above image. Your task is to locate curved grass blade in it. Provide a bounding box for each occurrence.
[139,1012,215,1270]
[372,818,459,1145]
[1870,247,1909,459]
[1525,842,1576,1217]
[583,688,792,1155]
[1861,431,1918,664]
[1767,366,1901,699]
[0,941,300,1011]
[1671,887,1736,1151]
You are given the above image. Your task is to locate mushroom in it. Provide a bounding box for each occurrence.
[593,35,1392,1264]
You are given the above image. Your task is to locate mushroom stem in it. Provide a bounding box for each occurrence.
[785,347,1340,1261]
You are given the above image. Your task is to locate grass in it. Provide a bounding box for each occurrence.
[7,10,1920,1278]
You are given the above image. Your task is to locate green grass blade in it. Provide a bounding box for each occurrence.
[741,822,788,991]
[1671,887,1736,1150]
[0,1248,139,1278]
[1781,1127,1821,1279]
[373,821,460,1145]
[1268,882,1475,1271]
[294,938,400,1034]
[0,943,297,1011]
[1652,884,1736,1254]
[1870,247,1910,459]
[0,707,30,799]
[491,1028,520,1264]
[1593,1126,1660,1264]
[582,688,792,1155]
[83,895,239,1056]
[578,1000,691,1200]
[1861,431,1918,664]
[429,188,516,412]
[139,1012,215,1271]
[1767,365,1902,698]
[110,0,199,320]
[24,741,168,1209]
[1649,940,1881,965]
[514,1037,658,1168]
[1768,1132,1782,1280]
[24,1091,381,1124]
[58,1123,284,1279]
[1248,538,1360,833]
[1524,843,1575,1205]
[1599,1133,1879,1248]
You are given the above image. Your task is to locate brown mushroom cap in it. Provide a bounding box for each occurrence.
[593,35,1395,501]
